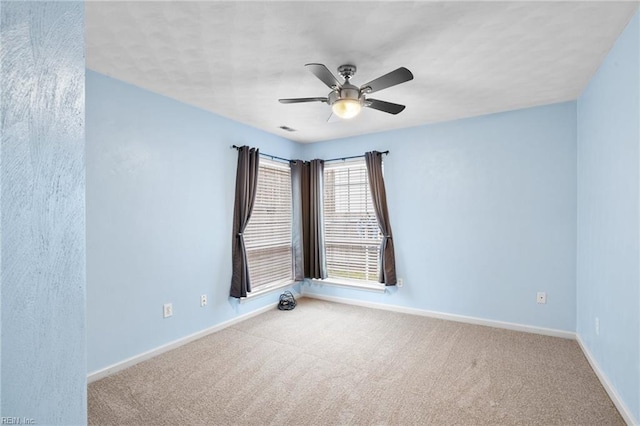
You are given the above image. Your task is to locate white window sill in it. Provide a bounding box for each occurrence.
[239,280,298,303]
[307,278,386,293]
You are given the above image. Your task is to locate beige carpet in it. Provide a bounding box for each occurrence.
[88,298,623,425]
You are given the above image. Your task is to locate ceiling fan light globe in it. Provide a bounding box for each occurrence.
[332,99,362,119]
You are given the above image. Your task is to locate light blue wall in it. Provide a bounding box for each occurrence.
[1,2,86,424]
[86,71,302,373]
[303,102,578,332]
[576,10,640,422]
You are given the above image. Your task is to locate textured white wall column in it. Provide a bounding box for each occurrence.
[1,2,86,423]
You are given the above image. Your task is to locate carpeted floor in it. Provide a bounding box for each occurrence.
[88,298,623,425]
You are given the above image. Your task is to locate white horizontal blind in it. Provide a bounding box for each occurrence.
[323,159,382,281]
[244,158,293,289]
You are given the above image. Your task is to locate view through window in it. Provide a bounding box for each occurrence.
[323,159,382,281]
[243,158,293,289]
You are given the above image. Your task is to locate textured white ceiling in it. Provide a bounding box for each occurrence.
[85,1,638,143]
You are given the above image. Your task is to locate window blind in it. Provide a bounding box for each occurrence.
[323,159,382,281]
[243,158,293,289]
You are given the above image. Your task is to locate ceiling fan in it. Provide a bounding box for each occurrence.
[279,63,414,120]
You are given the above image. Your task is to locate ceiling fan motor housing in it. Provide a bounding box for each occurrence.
[328,82,362,106]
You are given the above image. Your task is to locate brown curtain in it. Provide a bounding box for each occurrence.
[291,159,327,280]
[230,146,260,298]
[304,159,327,279]
[290,160,305,281]
[365,151,397,285]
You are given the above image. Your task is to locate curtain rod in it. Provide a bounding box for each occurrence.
[231,145,389,163]
[231,145,290,162]
[325,151,389,162]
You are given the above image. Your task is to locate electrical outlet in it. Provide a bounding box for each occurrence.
[536,292,546,304]
[163,303,173,318]
[397,278,404,288]
[595,317,600,336]
[200,294,208,307]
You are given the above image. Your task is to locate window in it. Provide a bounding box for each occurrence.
[323,159,382,281]
[243,158,293,290]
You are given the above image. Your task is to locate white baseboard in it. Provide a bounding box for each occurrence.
[576,335,638,426]
[301,293,575,339]
[87,303,277,383]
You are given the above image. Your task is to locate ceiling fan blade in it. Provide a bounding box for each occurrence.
[361,67,413,94]
[305,63,342,89]
[279,97,328,104]
[366,98,406,115]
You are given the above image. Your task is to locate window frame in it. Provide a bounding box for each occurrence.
[321,158,384,289]
[242,157,295,297]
